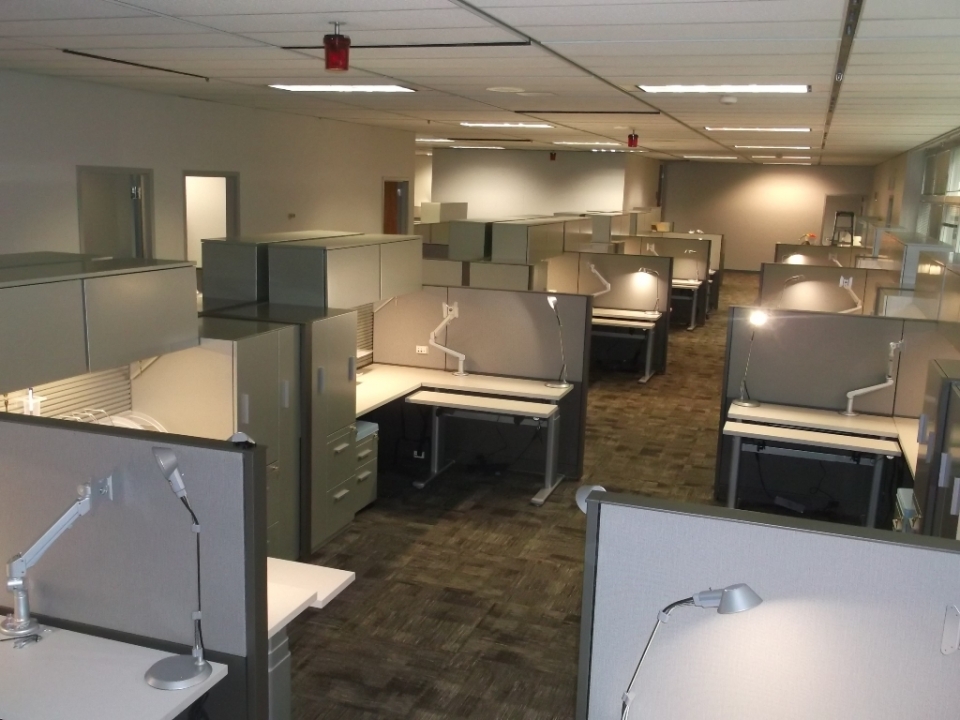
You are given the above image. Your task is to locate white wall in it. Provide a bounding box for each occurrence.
[432,148,626,218]
[184,176,227,267]
[414,153,433,208]
[662,162,875,271]
[0,70,414,260]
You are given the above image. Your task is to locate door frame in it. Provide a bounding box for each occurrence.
[382,176,412,234]
[182,171,241,260]
[76,165,156,258]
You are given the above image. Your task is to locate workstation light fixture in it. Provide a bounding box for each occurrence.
[545,296,570,389]
[269,84,415,93]
[764,162,813,165]
[554,141,621,146]
[752,155,811,160]
[706,127,811,132]
[460,122,553,128]
[620,583,763,720]
[639,84,809,94]
[416,138,453,143]
[683,155,738,160]
[732,309,768,408]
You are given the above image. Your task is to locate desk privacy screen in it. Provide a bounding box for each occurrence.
[578,493,960,720]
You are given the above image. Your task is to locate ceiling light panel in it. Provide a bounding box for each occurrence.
[705,127,811,132]
[461,122,553,128]
[269,84,415,92]
[640,84,811,94]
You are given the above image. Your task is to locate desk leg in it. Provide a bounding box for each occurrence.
[727,435,742,509]
[639,326,655,384]
[414,405,453,489]
[268,628,291,720]
[867,455,885,527]
[531,413,564,506]
[687,288,698,331]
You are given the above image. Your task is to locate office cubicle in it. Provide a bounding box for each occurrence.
[715,307,960,519]
[757,264,902,316]
[371,285,591,479]
[0,414,267,720]
[872,229,954,289]
[577,492,960,720]
[773,243,860,267]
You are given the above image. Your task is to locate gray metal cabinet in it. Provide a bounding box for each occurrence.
[313,311,358,436]
[236,329,280,465]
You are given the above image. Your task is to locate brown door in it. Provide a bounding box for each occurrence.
[383,181,400,234]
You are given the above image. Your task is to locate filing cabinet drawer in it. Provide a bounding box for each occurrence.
[325,425,356,491]
[355,433,378,467]
[355,459,377,510]
[319,475,359,543]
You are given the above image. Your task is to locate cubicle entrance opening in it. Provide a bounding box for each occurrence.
[77,166,154,259]
[184,172,239,291]
[383,179,410,234]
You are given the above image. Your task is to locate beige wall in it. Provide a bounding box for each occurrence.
[662,162,875,271]
[432,148,627,217]
[414,153,433,208]
[622,154,661,212]
[0,70,414,259]
[184,176,227,267]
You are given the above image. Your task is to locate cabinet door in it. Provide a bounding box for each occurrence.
[235,331,279,464]
[326,245,380,308]
[381,239,422,299]
[312,312,358,435]
[274,325,300,559]
[937,385,960,539]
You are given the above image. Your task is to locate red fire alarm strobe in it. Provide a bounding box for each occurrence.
[324,23,351,72]
[627,133,639,148]
[550,152,557,161]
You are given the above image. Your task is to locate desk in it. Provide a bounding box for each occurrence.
[0,626,227,720]
[266,559,354,720]
[592,308,660,383]
[724,402,912,527]
[671,278,703,331]
[406,389,563,506]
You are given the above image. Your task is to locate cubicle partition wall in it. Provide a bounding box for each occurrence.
[618,236,710,283]
[372,286,590,479]
[873,229,954,289]
[912,255,960,322]
[773,243,859,266]
[577,492,960,720]
[715,307,960,514]
[0,414,266,720]
[757,264,901,316]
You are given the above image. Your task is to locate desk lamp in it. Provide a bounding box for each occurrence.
[683,248,702,281]
[841,340,902,416]
[634,268,660,313]
[545,295,570,389]
[1,476,114,646]
[620,584,762,720]
[145,448,212,690]
[732,309,768,408]
[588,263,612,298]
[429,302,468,377]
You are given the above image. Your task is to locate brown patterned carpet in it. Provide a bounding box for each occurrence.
[290,272,760,720]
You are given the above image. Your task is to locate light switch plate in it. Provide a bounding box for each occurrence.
[941,606,960,654]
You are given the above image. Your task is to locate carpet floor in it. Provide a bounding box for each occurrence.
[289,272,760,720]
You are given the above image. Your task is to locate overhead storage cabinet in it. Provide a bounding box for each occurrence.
[491,218,566,265]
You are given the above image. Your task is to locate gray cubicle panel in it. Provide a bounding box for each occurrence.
[758,264,868,314]
[491,218,566,265]
[373,286,450,370]
[618,236,710,283]
[423,258,465,286]
[0,414,266,720]
[545,252,581,294]
[864,269,904,317]
[773,243,855,266]
[577,492,960,720]
[448,219,492,261]
[564,217,594,251]
[576,252,672,314]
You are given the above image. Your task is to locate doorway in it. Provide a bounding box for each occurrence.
[77,167,153,258]
[184,173,239,290]
[383,179,410,234]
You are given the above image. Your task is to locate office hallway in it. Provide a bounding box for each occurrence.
[290,273,761,720]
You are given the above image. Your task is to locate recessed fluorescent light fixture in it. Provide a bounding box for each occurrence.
[460,122,552,128]
[684,155,738,160]
[706,127,810,132]
[269,84,414,92]
[639,84,809,94]
[753,155,811,160]
[554,141,621,146]
[763,162,812,165]
[452,145,505,150]
[416,138,453,143]
[735,145,811,150]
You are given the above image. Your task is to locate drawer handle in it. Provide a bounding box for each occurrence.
[333,488,350,501]
[333,442,350,455]
[358,471,372,482]
[358,449,373,461]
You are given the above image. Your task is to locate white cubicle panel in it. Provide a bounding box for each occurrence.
[579,494,960,720]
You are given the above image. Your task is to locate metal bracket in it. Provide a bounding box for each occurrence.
[741,442,875,466]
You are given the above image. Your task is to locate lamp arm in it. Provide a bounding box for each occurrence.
[620,598,692,720]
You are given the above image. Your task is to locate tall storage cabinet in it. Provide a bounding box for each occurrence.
[915,359,960,538]
[130,318,301,559]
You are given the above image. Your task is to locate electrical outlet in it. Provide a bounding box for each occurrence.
[416,345,429,355]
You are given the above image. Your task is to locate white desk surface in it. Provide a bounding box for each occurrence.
[0,626,227,720]
[407,389,559,418]
[266,581,317,639]
[728,402,900,438]
[356,364,572,417]
[267,557,355,611]
[894,416,921,478]
[723,420,902,456]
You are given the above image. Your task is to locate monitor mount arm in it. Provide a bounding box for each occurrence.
[588,263,612,298]
[842,341,902,416]
[2,476,113,643]
[429,302,468,377]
